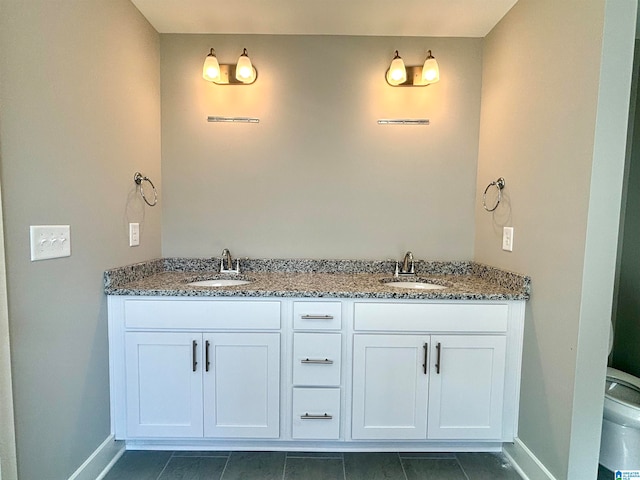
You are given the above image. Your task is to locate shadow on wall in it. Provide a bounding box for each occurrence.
[612,41,640,379]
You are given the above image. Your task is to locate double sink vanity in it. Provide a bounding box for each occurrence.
[105,254,529,452]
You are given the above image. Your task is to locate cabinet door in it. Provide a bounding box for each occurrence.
[352,334,429,439]
[203,333,280,438]
[428,335,506,440]
[125,332,203,438]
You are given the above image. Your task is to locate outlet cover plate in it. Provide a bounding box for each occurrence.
[502,226,514,252]
[30,225,71,261]
[129,223,140,247]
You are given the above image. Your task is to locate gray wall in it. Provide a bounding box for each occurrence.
[0,183,17,480]
[0,1,162,478]
[160,35,482,261]
[475,0,635,478]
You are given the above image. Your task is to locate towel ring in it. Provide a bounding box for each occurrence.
[133,172,158,207]
[483,177,505,212]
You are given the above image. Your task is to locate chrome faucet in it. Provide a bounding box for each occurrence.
[402,251,414,273]
[219,248,240,274]
[221,248,233,270]
[394,251,415,277]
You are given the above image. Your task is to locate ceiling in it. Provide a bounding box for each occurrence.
[131,0,519,37]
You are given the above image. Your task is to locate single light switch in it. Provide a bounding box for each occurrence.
[129,223,140,247]
[502,226,514,252]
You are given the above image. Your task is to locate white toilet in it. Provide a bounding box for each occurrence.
[600,326,640,470]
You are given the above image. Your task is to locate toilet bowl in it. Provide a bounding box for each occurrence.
[600,367,640,470]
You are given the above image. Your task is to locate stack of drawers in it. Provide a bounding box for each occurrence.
[291,301,342,440]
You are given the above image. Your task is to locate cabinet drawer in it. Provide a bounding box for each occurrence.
[354,303,508,332]
[293,302,341,330]
[292,388,341,439]
[124,299,281,330]
[293,333,341,386]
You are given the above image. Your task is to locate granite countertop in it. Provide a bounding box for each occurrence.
[104,258,530,301]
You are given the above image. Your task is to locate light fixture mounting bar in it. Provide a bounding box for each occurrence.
[208,64,258,85]
[386,65,435,87]
[207,116,260,123]
[377,119,430,126]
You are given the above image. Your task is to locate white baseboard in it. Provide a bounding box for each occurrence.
[68,434,125,480]
[504,438,558,480]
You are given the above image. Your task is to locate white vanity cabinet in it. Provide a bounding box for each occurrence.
[351,302,516,442]
[125,331,280,439]
[351,334,507,441]
[110,298,281,440]
[108,294,525,450]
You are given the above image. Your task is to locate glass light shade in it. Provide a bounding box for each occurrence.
[235,49,254,83]
[202,49,221,82]
[422,52,440,84]
[386,51,406,86]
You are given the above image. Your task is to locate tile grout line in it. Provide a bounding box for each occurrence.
[454,455,472,480]
[154,452,174,480]
[218,452,232,480]
[282,454,288,480]
[342,453,347,480]
[398,452,409,480]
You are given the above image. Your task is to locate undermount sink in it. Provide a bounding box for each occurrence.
[187,279,252,287]
[382,278,450,290]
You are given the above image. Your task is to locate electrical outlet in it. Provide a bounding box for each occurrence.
[30,225,71,261]
[502,226,514,252]
[129,223,140,247]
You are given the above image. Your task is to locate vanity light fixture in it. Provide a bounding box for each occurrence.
[202,47,258,85]
[386,50,407,86]
[202,48,221,82]
[422,50,440,83]
[235,48,255,83]
[385,49,440,87]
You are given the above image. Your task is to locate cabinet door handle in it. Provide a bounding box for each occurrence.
[301,413,333,420]
[192,340,198,372]
[423,343,428,375]
[205,340,210,372]
[435,342,441,374]
[301,358,334,365]
[301,314,334,320]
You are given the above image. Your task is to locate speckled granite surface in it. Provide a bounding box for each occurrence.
[104,258,530,301]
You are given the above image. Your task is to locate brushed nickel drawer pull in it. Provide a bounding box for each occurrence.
[301,315,334,320]
[301,358,334,365]
[301,413,333,420]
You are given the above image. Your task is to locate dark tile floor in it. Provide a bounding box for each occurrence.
[103,450,523,480]
[598,465,614,480]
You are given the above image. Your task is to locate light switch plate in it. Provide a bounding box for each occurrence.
[30,225,71,261]
[129,223,140,247]
[502,226,514,252]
